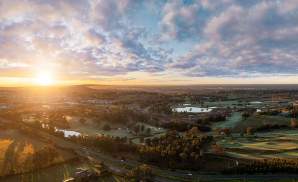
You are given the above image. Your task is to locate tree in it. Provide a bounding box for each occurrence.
[246,127,254,135]
[133,125,140,134]
[242,112,250,120]
[179,152,187,161]
[102,124,111,131]
[139,137,144,143]
[126,164,154,182]
[79,118,86,124]
[138,131,213,170]
[189,126,200,136]
[212,144,224,155]
[141,125,145,132]
[291,118,297,128]
[222,128,231,136]
[146,128,151,135]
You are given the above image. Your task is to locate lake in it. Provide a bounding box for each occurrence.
[55,128,81,137]
[173,106,213,113]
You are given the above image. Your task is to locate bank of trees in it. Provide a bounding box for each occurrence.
[161,122,212,132]
[224,158,298,174]
[197,113,227,124]
[161,122,192,132]
[48,112,70,129]
[69,135,137,154]
[244,121,298,133]
[149,102,172,114]
[254,124,289,132]
[139,130,213,169]
[94,107,149,125]
[126,164,154,182]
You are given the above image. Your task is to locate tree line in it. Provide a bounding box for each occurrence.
[139,130,213,170]
[224,158,298,174]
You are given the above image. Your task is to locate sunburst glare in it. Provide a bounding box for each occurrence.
[35,71,55,86]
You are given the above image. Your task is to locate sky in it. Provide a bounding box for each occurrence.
[0,0,298,86]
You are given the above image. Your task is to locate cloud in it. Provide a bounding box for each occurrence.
[90,0,133,30]
[0,0,170,79]
[160,0,202,40]
[84,29,106,47]
[0,0,298,81]
[170,0,298,77]
[159,0,235,41]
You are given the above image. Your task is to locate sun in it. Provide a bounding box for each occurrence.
[35,71,55,86]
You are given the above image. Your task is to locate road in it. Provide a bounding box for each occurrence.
[6,119,298,181]
[36,130,298,181]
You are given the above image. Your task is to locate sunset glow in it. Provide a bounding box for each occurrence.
[35,72,55,86]
[2,1,298,181]
[0,0,297,86]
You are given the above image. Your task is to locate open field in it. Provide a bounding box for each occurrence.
[66,116,167,143]
[66,116,136,138]
[233,115,291,132]
[1,159,122,182]
[0,129,76,177]
[213,112,243,129]
[218,129,298,160]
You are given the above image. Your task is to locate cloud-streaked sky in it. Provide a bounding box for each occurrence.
[0,0,298,85]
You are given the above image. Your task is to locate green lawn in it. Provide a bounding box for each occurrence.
[1,160,121,182]
[218,129,298,160]
[233,115,291,132]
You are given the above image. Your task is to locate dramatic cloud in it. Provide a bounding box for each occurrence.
[0,0,297,82]
[170,0,298,77]
[0,0,170,79]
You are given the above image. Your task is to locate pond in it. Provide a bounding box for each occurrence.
[173,106,213,113]
[41,123,82,138]
[55,128,81,137]
[249,101,263,104]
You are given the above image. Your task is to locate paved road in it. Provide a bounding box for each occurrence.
[9,119,298,181]
[46,134,298,182]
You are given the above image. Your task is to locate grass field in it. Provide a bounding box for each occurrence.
[1,159,122,182]
[213,112,243,129]
[0,129,76,177]
[66,116,167,143]
[66,116,135,138]
[233,115,291,132]
[218,129,298,160]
